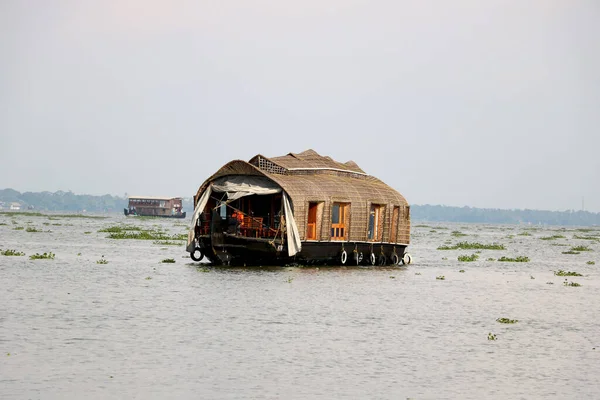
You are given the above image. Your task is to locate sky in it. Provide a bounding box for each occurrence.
[1,0,599,212]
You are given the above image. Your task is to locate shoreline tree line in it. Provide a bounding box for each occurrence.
[1,188,598,226]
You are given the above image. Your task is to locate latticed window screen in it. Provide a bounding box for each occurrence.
[257,157,287,175]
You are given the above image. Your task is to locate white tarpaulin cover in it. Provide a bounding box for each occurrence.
[283,193,302,256]
[211,175,281,201]
[187,186,212,252]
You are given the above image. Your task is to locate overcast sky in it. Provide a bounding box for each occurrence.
[1,1,598,211]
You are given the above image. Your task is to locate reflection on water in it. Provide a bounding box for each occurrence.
[1,215,599,399]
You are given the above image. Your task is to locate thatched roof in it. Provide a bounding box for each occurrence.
[262,149,366,174]
[195,149,407,207]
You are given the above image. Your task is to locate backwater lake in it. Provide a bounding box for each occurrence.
[1,212,599,399]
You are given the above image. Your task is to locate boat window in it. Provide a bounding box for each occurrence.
[219,203,227,219]
[368,204,385,241]
[331,204,340,224]
[331,202,349,240]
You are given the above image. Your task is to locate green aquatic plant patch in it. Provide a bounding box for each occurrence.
[518,232,532,236]
[540,235,566,241]
[98,225,144,233]
[161,258,176,263]
[563,281,581,287]
[486,258,496,261]
[554,270,582,277]
[29,252,55,260]
[1,249,25,256]
[13,226,24,230]
[458,254,479,262]
[497,256,530,262]
[571,246,592,252]
[587,261,596,265]
[105,230,181,241]
[496,318,518,324]
[26,227,41,233]
[436,275,445,280]
[451,231,468,237]
[0,211,106,219]
[562,251,580,255]
[437,242,506,250]
[96,257,108,264]
[574,235,600,241]
[488,333,497,341]
[0,211,46,217]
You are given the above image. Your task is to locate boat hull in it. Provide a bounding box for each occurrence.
[195,234,408,266]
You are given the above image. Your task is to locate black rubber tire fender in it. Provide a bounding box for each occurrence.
[190,247,204,262]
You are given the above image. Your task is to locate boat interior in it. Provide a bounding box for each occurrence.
[196,193,283,239]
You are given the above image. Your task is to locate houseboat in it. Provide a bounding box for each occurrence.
[186,149,411,266]
[124,196,186,218]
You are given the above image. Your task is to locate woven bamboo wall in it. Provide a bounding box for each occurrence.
[269,172,409,244]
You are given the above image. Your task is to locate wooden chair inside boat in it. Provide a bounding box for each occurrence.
[242,216,264,238]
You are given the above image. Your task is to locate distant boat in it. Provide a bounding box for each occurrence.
[124,196,186,219]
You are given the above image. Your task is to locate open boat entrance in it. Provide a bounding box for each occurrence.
[198,193,284,240]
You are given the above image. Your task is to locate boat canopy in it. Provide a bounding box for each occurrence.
[187,175,301,257]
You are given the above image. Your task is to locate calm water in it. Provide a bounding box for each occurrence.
[1,214,599,399]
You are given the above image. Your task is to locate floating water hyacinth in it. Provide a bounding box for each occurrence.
[498,256,530,262]
[496,318,518,324]
[458,254,478,262]
[554,270,582,277]
[1,249,25,256]
[438,242,505,250]
[29,252,55,260]
[540,235,565,240]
